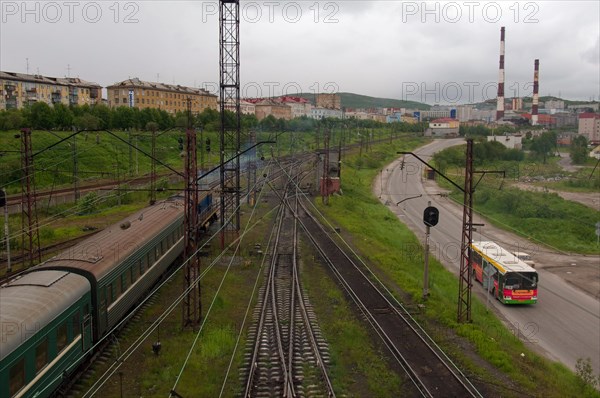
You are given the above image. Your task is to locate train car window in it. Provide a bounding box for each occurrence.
[125,270,131,289]
[147,252,154,269]
[73,312,81,337]
[167,233,172,247]
[57,322,68,352]
[107,284,113,306]
[84,303,90,316]
[35,338,48,372]
[9,358,25,397]
[131,265,137,284]
[140,258,145,275]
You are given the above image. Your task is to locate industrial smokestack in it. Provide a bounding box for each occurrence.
[496,27,505,121]
[532,59,539,126]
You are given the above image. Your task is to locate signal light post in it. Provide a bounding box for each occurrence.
[423,201,439,299]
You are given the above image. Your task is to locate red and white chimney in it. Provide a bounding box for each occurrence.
[496,27,505,121]
[532,59,539,126]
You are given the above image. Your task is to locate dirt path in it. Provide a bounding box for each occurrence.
[511,182,600,211]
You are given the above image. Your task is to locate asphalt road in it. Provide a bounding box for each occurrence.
[379,138,600,374]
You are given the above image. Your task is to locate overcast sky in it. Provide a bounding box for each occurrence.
[1,1,599,105]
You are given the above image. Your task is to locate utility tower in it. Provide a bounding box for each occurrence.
[183,99,201,327]
[247,130,257,205]
[457,139,474,323]
[321,128,330,205]
[219,0,241,248]
[19,128,41,268]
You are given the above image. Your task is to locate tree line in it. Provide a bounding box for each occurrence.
[0,102,425,133]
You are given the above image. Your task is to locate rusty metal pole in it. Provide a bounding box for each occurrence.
[457,139,474,323]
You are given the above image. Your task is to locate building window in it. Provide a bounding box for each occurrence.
[9,358,25,396]
[57,322,68,352]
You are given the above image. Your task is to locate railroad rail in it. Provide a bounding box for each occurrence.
[297,197,483,397]
[241,164,334,398]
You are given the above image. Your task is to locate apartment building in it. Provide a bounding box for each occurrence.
[275,96,312,118]
[315,93,341,110]
[107,78,217,114]
[578,113,600,144]
[254,99,292,120]
[0,71,101,110]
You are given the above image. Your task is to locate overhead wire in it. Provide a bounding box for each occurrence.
[80,157,275,397]
[169,159,275,396]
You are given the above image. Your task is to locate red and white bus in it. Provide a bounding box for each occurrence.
[471,241,539,304]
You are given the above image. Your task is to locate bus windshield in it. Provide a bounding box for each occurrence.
[504,272,538,290]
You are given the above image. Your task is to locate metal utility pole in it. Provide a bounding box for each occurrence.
[219,0,241,248]
[183,98,201,328]
[247,130,257,205]
[457,139,474,323]
[2,189,11,273]
[150,125,158,205]
[19,128,41,268]
[322,128,330,205]
[398,141,500,323]
[72,126,79,202]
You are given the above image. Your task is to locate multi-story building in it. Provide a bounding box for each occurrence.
[254,99,292,120]
[106,78,217,114]
[0,71,101,110]
[315,93,341,110]
[310,107,343,120]
[223,98,256,115]
[569,103,599,112]
[274,96,312,118]
[578,113,600,144]
[425,117,460,137]
[544,99,565,112]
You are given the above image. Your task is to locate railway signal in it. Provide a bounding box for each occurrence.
[422,202,439,299]
[423,206,439,227]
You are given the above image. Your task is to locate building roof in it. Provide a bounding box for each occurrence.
[107,77,216,97]
[276,96,310,104]
[430,117,457,123]
[0,70,101,88]
[578,112,600,119]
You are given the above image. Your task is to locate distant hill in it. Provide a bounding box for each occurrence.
[292,92,430,110]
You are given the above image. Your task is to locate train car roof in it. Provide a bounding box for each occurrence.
[36,197,184,282]
[0,270,90,361]
[471,241,536,274]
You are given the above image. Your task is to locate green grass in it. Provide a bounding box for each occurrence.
[442,182,600,254]
[0,129,223,194]
[314,139,599,397]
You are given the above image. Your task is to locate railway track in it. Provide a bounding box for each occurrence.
[296,197,483,397]
[241,165,335,398]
